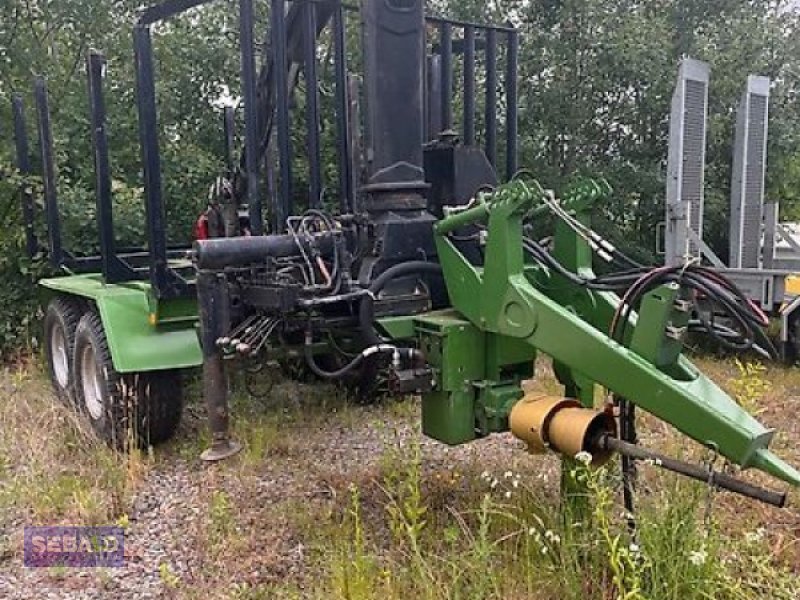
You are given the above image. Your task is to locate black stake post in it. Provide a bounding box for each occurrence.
[33,77,64,269]
[484,28,497,168]
[440,21,452,132]
[223,105,236,176]
[11,95,38,258]
[239,0,262,235]
[505,28,519,180]
[271,0,292,227]
[333,2,352,212]
[303,0,322,208]
[426,55,442,140]
[463,26,475,146]
[87,50,132,284]
[133,25,174,298]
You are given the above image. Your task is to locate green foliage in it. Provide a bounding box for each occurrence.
[438,0,800,262]
[0,160,47,357]
[0,0,237,356]
[1,0,800,357]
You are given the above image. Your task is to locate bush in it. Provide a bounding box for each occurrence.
[0,162,46,358]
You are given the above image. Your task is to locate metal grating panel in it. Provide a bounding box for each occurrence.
[682,79,707,255]
[665,58,710,266]
[729,76,770,268]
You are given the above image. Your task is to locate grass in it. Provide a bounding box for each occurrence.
[1,353,799,599]
[0,357,148,526]
[287,441,800,600]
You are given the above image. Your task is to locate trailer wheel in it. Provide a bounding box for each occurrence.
[43,296,83,404]
[72,312,183,449]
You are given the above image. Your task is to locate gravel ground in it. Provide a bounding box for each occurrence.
[0,379,548,600]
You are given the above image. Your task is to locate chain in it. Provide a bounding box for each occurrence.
[702,447,719,535]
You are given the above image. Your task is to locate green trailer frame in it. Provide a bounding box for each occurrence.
[39,276,201,373]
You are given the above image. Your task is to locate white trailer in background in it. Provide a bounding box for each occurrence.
[663,58,800,359]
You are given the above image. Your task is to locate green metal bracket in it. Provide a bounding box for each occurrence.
[413,310,533,446]
[431,180,800,487]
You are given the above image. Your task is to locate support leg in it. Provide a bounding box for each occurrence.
[197,270,242,461]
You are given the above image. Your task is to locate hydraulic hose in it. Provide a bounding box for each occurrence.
[303,332,422,380]
[358,261,444,345]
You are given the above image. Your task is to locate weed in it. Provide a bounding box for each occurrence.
[331,485,380,600]
[729,359,771,414]
[208,489,236,553]
[158,561,181,589]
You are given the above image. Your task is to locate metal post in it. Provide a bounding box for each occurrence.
[347,74,362,212]
[303,0,322,208]
[133,25,171,297]
[11,95,38,258]
[333,2,351,212]
[505,29,519,180]
[440,21,452,132]
[197,270,242,461]
[271,0,293,226]
[33,76,64,269]
[485,29,497,168]
[87,51,118,282]
[239,0,262,234]
[427,55,442,140]
[463,26,475,145]
[223,105,236,175]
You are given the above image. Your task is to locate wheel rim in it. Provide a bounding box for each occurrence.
[80,343,104,420]
[50,324,69,389]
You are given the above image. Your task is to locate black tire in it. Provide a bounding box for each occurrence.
[43,296,83,404]
[72,311,183,449]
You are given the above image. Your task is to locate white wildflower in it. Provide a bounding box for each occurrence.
[504,470,513,479]
[504,490,512,499]
[544,531,560,544]
[574,451,592,465]
[629,543,640,554]
[688,548,707,566]
[528,527,537,536]
[480,470,490,480]
[512,479,520,488]
[744,528,766,543]
[490,478,499,489]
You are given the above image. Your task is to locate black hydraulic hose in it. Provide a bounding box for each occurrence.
[303,333,422,380]
[359,261,444,345]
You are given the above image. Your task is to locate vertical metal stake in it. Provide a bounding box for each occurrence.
[33,76,64,269]
[505,29,519,180]
[239,0,262,235]
[485,29,497,167]
[11,95,38,258]
[463,26,476,145]
[303,0,322,208]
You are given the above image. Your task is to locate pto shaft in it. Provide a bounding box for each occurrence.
[595,435,787,508]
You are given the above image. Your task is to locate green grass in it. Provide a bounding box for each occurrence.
[284,440,800,600]
[1,355,799,599]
